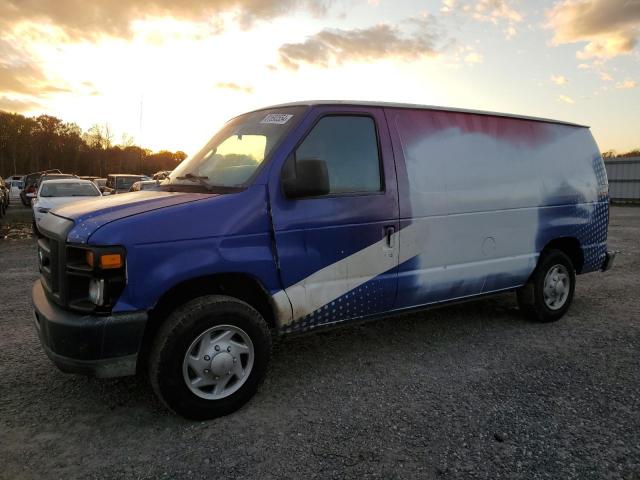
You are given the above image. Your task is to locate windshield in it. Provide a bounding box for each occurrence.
[40,182,100,197]
[116,177,139,189]
[169,107,304,189]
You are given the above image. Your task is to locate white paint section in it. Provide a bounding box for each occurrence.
[401,209,539,294]
[271,290,294,326]
[395,117,599,302]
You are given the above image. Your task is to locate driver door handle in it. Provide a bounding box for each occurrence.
[385,226,395,249]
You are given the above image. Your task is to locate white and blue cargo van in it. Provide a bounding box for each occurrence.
[32,101,615,419]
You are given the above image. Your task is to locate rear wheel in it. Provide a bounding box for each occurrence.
[148,295,272,420]
[517,249,575,322]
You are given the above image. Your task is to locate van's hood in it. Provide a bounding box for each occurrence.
[53,190,212,241]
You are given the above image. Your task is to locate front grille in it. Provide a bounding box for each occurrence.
[38,234,67,306]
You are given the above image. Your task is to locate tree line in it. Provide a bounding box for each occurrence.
[0,111,187,178]
[602,149,640,159]
[1,110,637,179]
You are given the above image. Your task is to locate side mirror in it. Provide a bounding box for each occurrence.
[282,158,330,199]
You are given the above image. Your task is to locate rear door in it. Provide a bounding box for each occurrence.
[269,106,400,332]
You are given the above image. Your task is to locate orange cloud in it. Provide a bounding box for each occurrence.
[215,82,254,93]
[472,0,522,24]
[616,79,637,89]
[0,0,329,40]
[278,17,444,69]
[440,0,523,38]
[0,40,70,97]
[0,96,41,113]
[551,75,569,85]
[547,0,640,59]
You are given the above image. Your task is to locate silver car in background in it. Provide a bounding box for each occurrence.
[32,179,102,234]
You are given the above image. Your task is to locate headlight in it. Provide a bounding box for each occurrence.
[88,278,105,305]
[66,245,126,311]
[37,207,50,214]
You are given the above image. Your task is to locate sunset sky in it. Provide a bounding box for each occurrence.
[0,0,638,154]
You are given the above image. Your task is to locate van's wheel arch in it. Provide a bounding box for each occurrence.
[148,294,272,420]
[517,249,576,322]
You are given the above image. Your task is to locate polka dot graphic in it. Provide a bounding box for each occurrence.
[282,278,391,334]
[575,157,609,272]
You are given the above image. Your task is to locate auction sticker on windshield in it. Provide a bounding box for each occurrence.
[260,114,293,124]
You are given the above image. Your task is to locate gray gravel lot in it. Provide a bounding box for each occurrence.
[1,204,639,480]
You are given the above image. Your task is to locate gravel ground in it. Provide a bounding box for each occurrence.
[0,204,639,480]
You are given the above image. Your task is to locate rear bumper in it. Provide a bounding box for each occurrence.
[602,250,618,272]
[32,280,147,378]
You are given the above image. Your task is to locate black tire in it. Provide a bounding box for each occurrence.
[517,249,576,322]
[32,218,40,237]
[148,295,272,420]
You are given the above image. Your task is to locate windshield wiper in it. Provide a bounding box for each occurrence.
[174,172,222,192]
[169,173,243,193]
[175,173,211,187]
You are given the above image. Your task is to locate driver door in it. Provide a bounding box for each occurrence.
[269,106,400,332]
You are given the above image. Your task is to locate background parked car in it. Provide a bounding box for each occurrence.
[20,169,62,206]
[0,177,9,217]
[32,179,102,235]
[36,173,78,189]
[103,174,149,194]
[93,178,107,192]
[7,179,24,202]
[152,170,172,180]
[129,180,161,192]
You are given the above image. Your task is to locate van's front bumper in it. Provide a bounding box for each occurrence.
[32,280,147,378]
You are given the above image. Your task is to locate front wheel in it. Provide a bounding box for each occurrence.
[148,295,272,420]
[517,249,576,322]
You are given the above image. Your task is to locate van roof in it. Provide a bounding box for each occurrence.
[253,100,588,128]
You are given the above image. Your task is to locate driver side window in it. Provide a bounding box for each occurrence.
[294,115,382,195]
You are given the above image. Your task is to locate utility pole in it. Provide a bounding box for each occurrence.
[139,95,144,174]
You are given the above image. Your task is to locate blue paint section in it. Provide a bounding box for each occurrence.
[273,220,393,287]
[59,191,212,244]
[268,106,400,287]
[84,185,281,313]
